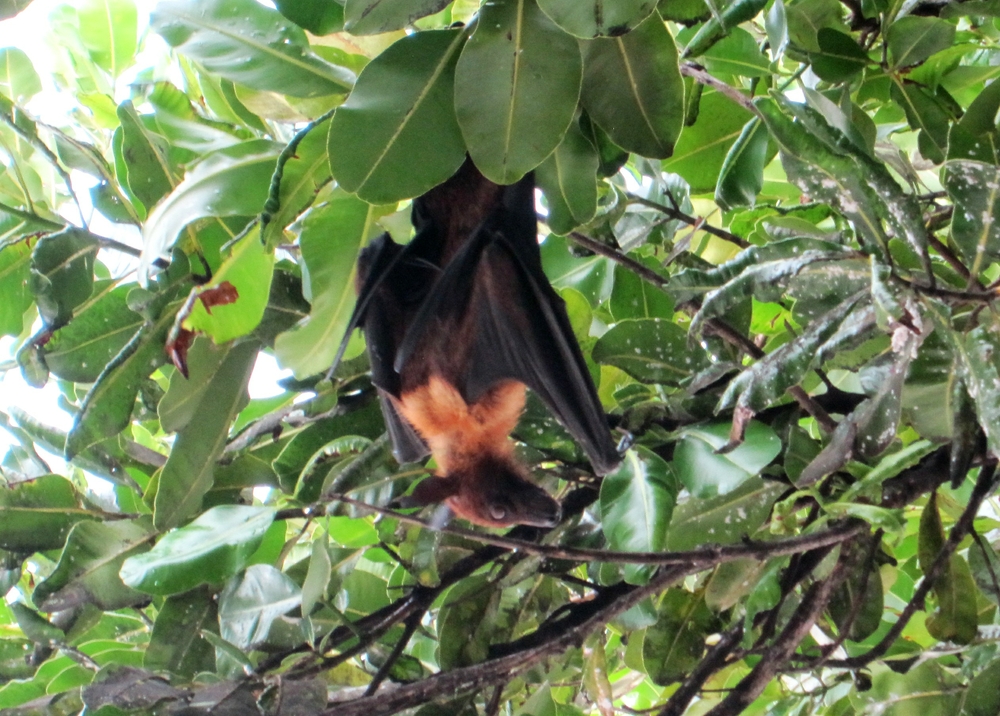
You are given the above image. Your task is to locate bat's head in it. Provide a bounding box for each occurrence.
[411,456,561,528]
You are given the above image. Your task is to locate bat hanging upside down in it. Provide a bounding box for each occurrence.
[337,159,621,528]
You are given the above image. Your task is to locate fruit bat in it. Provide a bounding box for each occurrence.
[337,159,621,528]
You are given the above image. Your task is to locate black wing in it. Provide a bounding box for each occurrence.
[335,232,432,464]
[395,177,622,475]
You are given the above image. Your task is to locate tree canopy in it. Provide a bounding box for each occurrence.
[0,0,999,714]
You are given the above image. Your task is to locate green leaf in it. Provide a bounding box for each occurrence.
[138,140,281,279]
[0,236,35,337]
[810,28,868,82]
[261,117,332,246]
[184,235,275,343]
[151,0,354,98]
[144,587,218,678]
[918,493,978,644]
[969,536,1000,605]
[642,590,716,685]
[455,0,580,184]
[120,505,275,595]
[274,192,375,379]
[600,447,678,583]
[343,0,451,34]
[536,0,657,38]
[539,233,614,306]
[117,100,174,210]
[663,90,751,193]
[592,318,708,384]
[43,284,141,383]
[715,117,769,211]
[437,574,494,669]
[958,325,1000,457]
[0,47,41,104]
[329,29,466,203]
[0,475,97,552]
[580,13,683,159]
[153,340,257,531]
[702,27,770,78]
[157,337,230,433]
[274,0,343,34]
[964,659,1000,716]
[890,80,953,165]
[218,564,301,649]
[673,421,781,498]
[33,520,153,612]
[78,0,137,77]
[683,0,768,58]
[887,16,955,69]
[943,160,1000,278]
[609,259,674,321]
[10,603,63,646]
[536,117,599,235]
[66,297,177,458]
[717,291,863,413]
[29,228,99,329]
[667,476,785,550]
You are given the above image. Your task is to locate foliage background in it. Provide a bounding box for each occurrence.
[0,0,998,714]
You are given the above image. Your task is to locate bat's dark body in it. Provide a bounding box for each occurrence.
[342,159,620,527]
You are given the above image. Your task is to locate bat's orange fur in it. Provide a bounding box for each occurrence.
[396,376,525,474]
[395,377,558,527]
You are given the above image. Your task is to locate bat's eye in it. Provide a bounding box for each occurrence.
[488,504,507,522]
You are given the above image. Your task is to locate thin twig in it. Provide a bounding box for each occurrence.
[680,63,761,116]
[323,493,866,566]
[627,195,750,249]
[567,231,669,288]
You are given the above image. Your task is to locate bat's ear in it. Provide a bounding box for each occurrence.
[408,476,459,506]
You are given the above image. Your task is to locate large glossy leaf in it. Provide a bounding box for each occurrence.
[887,16,955,69]
[120,505,275,595]
[592,318,708,384]
[608,259,674,321]
[157,337,231,433]
[0,236,35,337]
[717,291,863,413]
[0,47,41,103]
[139,140,281,280]
[539,234,615,306]
[43,284,141,383]
[890,79,953,165]
[536,0,657,38]
[455,0,581,183]
[683,0,768,58]
[144,587,218,678]
[673,421,781,498]
[78,0,137,77]
[151,0,353,98]
[33,520,153,612]
[274,192,376,379]
[329,29,466,203]
[343,0,451,34]
[117,100,174,211]
[65,295,178,458]
[536,117,599,236]
[715,117,769,210]
[184,235,274,343]
[702,27,770,78]
[0,475,98,552]
[666,476,785,550]
[29,228,98,329]
[153,340,257,531]
[943,160,1000,277]
[663,90,751,193]
[580,13,683,160]
[810,28,868,82]
[600,447,678,583]
[218,564,301,649]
